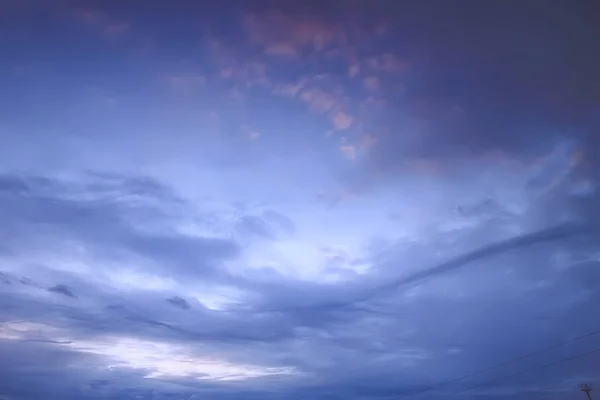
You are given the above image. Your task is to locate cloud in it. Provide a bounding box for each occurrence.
[340,145,357,160]
[215,3,597,204]
[218,61,270,88]
[365,53,408,74]
[363,76,380,91]
[0,173,240,283]
[73,8,130,38]
[297,86,342,114]
[236,215,272,239]
[243,11,346,57]
[2,1,600,399]
[332,111,353,130]
[2,168,600,398]
[48,284,78,299]
[262,210,296,236]
[166,296,191,310]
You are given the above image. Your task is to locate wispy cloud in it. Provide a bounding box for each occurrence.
[244,11,346,58]
[73,8,131,38]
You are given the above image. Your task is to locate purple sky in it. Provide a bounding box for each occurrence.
[1,1,600,399]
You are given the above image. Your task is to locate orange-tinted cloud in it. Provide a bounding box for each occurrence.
[273,76,356,131]
[243,11,346,58]
[332,112,353,130]
[207,8,408,160]
[273,79,346,115]
[300,88,341,114]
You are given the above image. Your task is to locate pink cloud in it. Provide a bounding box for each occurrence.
[74,9,130,38]
[273,77,359,132]
[208,39,271,88]
[332,112,353,130]
[363,76,380,92]
[272,83,304,98]
[365,53,408,74]
[243,11,346,57]
[265,43,300,58]
[209,41,270,88]
[339,145,357,160]
[300,89,340,114]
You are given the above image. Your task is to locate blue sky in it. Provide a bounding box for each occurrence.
[0,1,600,399]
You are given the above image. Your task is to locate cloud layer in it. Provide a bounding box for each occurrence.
[0,1,599,399]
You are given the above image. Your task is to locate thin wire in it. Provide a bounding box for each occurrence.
[395,328,600,399]
[451,345,600,396]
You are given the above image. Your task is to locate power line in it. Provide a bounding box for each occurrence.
[451,345,600,396]
[396,328,600,399]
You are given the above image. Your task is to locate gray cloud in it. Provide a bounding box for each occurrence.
[236,215,273,238]
[262,210,296,236]
[0,173,240,282]
[166,296,191,310]
[2,234,600,400]
[4,171,598,400]
[48,284,78,299]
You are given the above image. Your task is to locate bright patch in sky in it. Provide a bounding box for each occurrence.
[0,322,296,381]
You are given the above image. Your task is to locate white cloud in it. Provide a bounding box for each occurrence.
[0,322,296,381]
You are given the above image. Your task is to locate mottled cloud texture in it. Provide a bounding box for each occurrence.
[0,1,600,399]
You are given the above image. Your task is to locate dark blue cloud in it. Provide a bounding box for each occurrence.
[48,284,78,299]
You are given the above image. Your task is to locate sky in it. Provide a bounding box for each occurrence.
[0,0,600,399]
